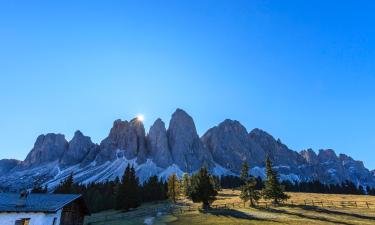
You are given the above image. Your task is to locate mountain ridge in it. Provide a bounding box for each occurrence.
[0,108,374,191]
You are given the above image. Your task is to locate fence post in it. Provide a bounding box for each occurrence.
[304,200,307,206]
[355,201,358,208]
[366,202,369,209]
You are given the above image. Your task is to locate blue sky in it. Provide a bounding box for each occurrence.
[0,1,374,169]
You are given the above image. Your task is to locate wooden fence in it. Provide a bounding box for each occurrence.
[174,200,375,213]
[86,200,375,224]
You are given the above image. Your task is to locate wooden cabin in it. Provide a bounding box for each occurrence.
[0,193,89,225]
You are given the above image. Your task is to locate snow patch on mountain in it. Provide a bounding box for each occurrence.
[250,166,266,179]
[212,163,235,177]
[279,173,300,182]
[136,159,163,183]
[158,164,185,181]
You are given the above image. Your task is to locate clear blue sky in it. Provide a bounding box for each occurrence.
[1,1,374,169]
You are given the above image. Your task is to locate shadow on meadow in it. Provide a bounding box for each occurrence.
[254,206,359,225]
[286,204,375,221]
[199,208,282,223]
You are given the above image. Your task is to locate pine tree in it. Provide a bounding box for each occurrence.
[142,175,166,202]
[240,178,260,206]
[240,161,249,181]
[239,162,260,206]
[128,166,141,208]
[31,178,48,193]
[189,167,218,209]
[167,173,180,203]
[181,173,191,197]
[210,175,222,192]
[262,156,289,204]
[115,164,141,210]
[54,173,75,194]
[116,164,130,210]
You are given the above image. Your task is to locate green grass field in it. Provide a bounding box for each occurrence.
[84,190,375,225]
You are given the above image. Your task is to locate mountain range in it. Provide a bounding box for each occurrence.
[0,108,374,191]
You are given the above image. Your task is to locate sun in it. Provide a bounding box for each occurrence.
[136,114,145,122]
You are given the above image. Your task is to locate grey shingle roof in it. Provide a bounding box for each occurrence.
[0,193,82,213]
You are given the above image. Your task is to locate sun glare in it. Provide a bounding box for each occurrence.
[137,114,145,122]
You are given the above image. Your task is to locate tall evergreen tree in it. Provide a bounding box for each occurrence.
[189,167,218,209]
[240,161,249,181]
[54,173,75,194]
[181,173,191,197]
[115,164,141,210]
[210,175,222,192]
[262,157,289,204]
[128,166,141,208]
[167,173,180,203]
[31,178,48,193]
[142,175,166,202]
[239,162,260,206]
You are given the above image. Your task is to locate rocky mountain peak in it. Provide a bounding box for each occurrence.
[147,118,172,168]
[168,109,213,172]
[23,133,68,167]
[60,130,97,167]
[248,128,274,141]
[97,118,147,163]
[318,149,338,163]
[248,128,305,167]
[218,119,248,134]
[300,149,318,164]
[202,119,252,171]
[0,159,20,176]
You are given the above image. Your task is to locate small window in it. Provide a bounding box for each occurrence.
[15,218,30,225]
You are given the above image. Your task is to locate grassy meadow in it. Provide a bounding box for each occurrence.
[85,189,375,225]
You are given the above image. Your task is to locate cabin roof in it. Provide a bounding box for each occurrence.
[0,193,85,213]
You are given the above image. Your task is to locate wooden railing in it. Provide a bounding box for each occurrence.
[86,200,375,224]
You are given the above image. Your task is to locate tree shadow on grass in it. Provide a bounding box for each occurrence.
[286,204,375,221]
[218,193,238,198]
[255,206,356,225]
[199,208,282,223]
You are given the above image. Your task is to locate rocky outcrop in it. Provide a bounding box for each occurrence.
[0,159,20,175]
[249,129,305,167]
[60,130,98,167]
[202,119,254,171]
[300,149,319,165]
[23,133,68,167]
[97,118,147,164]
[147,118,172,168]
[167,109,213,172]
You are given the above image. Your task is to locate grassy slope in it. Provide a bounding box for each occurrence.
[85,190,375,225]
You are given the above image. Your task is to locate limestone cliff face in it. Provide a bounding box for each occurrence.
[97,118,147,164]
[0,159,20,175]
[167,109,214,172]
[60,130,98,167]
[202,119,253,171]
[23,133,68,167]
[147,118,172,168]
[248,128,305,167]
